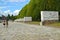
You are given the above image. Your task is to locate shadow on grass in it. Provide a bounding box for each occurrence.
[44,22,60,28]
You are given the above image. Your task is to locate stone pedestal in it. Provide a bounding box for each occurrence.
[41,20,58,25]
[40,11,59,25]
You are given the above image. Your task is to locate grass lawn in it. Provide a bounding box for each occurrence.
[19,21,60,27]
[45,22,60,28]
[24,21,40,25]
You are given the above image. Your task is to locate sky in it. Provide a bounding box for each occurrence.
[0,0,30,16]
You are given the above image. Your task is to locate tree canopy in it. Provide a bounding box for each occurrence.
[17,0,60,21]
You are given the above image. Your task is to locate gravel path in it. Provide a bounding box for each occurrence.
[0,21,60,40]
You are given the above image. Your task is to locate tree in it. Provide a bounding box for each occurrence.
[10,15,14,21]
[7,14,11,20]
[17,0,60,21]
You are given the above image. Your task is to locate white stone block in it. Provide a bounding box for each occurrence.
[41,11,59,22]
[24,17,32,22]
[15,18,24,22]
[40,11,59,25]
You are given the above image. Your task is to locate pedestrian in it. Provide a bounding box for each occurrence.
[6,19,8,28]
[3,20,5,27]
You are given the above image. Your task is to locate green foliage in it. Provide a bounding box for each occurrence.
[7,14,11,20]
[17,5,28,18]
[10,15,17,21]
[17,0,60,21]
[6,14,17,21]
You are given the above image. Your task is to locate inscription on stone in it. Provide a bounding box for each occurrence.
[40,11,59,25]
[41,11,59,21]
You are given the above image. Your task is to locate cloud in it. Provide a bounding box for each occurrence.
[4,10,12,16]
[0,10,3,16]
[0,6,15,9]
[4,10,11,14]
[13,10,20,16]
[2,0,26,2]
[3,10,20,16]
[0,7,6,9]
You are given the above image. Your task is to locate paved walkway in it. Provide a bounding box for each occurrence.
[0,21,60,40]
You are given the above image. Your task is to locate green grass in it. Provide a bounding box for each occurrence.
[45,22,60,28]
[25,21,40,25]
[20,21,60,27]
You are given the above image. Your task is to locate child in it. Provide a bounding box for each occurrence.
[3,20,5,27]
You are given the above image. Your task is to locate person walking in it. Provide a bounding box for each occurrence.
[2,15,9,28]
[6,18,8,28]
[2,15,6,27]
[3,20,5,27]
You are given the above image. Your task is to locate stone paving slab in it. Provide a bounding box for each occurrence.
[0,22,60,40]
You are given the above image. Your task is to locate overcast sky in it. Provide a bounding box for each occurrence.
[0,0,30,16]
